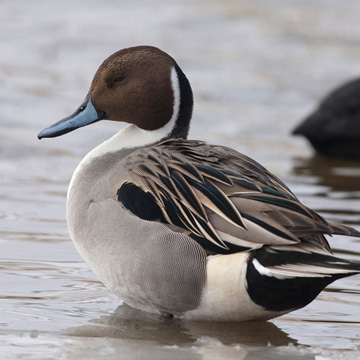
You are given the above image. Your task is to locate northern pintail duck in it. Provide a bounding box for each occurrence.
[38,46,360,321]
[293,77,360,160]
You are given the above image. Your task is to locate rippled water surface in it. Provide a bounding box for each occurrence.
[1,0,360,359]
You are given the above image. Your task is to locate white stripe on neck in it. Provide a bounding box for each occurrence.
[82,66,181,163]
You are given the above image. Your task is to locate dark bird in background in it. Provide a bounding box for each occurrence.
[293,78,360,160]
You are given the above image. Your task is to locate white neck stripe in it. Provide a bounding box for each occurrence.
[170,65,181,133]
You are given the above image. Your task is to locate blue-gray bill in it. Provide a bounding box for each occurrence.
[38,94,104,139]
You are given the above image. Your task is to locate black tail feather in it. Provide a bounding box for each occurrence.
[246,247,360,312]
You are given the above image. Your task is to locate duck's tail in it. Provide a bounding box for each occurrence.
[250,245,360,279]
[246,246,360,312]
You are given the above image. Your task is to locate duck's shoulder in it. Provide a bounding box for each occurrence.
[122,138,297,202]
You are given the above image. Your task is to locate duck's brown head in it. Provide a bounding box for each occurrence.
[38,46,193,140]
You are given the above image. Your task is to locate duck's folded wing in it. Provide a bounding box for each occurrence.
[115,139,360,254]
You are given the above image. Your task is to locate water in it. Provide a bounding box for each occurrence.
[1,0,360,358]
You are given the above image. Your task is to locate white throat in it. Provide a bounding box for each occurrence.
[82,66,181,163]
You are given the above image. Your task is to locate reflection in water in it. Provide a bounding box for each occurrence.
[62,304,315,360]
[291,154,360,258]
[61,337,316,360]
[64,303,297,346]
[291,154,360,238]
[292,155,360,194]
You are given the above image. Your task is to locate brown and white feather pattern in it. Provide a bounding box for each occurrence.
[116,139,359,255]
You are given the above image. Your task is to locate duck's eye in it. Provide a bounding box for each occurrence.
[114,76,125,83]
